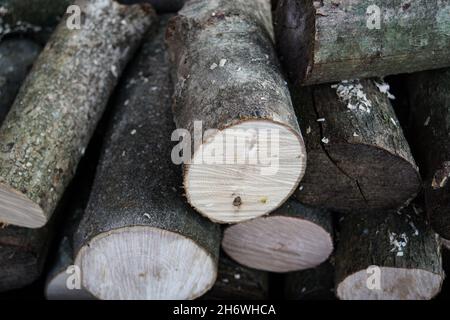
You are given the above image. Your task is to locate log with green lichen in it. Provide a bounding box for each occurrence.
[166,0,306,225]
[335,206,444,300]
[293,79,421,213]
[406,68,450,241]
[74,17,221,300]
[275,0,450,85]
[0,0,154,229]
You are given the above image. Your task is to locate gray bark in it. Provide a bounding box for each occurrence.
[293,79,421,212]
[335,206,444,299]
[203,254,269,300]
[275,0,450,85]
[0,0,154,228]
[0,38,41,130]
[74,16,221,298]
[406,68,450,241]
[285,261,335,300]
[117,0,185,13]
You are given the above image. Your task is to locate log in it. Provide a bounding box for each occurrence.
[0,224,51,292]
[0,38,41,124]
[117,0,185,13]
[74,17,221,300]
[275,0,450,85]
[0,0,71,37]
[293,79,421,212]
[222,198,333,273]
[203,254,269,300]
[285,261,335,300]
[406,68,450,241]
[335,207,444,300]
[0,0,154,228]
[166,0,306,224]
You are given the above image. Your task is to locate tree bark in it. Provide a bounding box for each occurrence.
[74,16,221,300]
[0,38,41,126]
[275,0,450,85]
[166,0,306,224]
[203,254,269,300]
[0,0,71,37]
[222,198,333,273]
[335,207,444,300]
[116,0,185,13]
[406,68,450,241]
[285,261,335,300]
[293,79,421,213]
[0,224,51,292]
[0,0,154,229]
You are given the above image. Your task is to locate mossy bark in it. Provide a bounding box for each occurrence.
[0,0,154,228]
[275,0,450,85]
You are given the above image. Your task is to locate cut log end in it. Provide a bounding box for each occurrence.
[336,268,443,300]
[297,143,421,211]
[76,226,217,300]
[0,183,45,228]
[185,120,306,224]
[222,215,332,273]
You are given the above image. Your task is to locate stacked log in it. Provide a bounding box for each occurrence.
[204,254,269,300]
[166,0,307,224]
[406,68,450,241]
[222,199,333,273]
[74,16,221,300]
[335,207,444,300]
[285,261,335,300]
[292,79,421,212]
[275,0,450,85]
[0,0,153,228]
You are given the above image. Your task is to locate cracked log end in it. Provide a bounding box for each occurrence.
[75,227,217,300]
[0,183,46,228]
[337,267,443,300]
[222,201,333,273]
[185,120,306,224]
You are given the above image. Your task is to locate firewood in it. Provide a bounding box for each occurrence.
[285,261,335,300]
[406,68,450,241]
[166,0,306,224]
[0,38,41,123]
[116,0,184,13]
[222,198,333,273]
[74,17,221,300]
[203,254,269,300]
[275,0,450,85]
[0,0,154,228]
[335,208,444,300]
[0,0,71,36]
[293,79,421,212]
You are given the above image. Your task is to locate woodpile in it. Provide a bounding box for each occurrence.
[0,0,449,301]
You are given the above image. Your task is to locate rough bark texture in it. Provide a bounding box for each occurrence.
[74,16,220,299]
[166,0,305,222]
[0,0,154,228]
[203,254,269,300]
[293,79,421,213]
[406,68,450,241]
[0,0,71,37]
[335,207,444,300]
[0,38,41,125]
[0,224,51,291]
[275,0,450,85]
[285,261,335,300]
[117,0,185,13]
